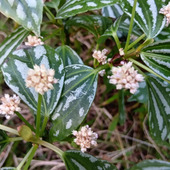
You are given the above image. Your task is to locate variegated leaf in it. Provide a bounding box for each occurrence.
[50,64,98,141]
[66,15,113,38]
[141,40,170,82]
[55,45,83,67]
[130,160,170,170]
[56,0,119,19]
[0,0,43,36]
[2,45,65,116]
[146,74,170,145]
[128,81,148,103]
[1,168,16,170]
[63,150,116,170]
[0,27,29,67]
[102,4,123,18]
[119,0,167,38]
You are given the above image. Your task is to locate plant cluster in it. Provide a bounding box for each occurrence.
[0,0,170,169]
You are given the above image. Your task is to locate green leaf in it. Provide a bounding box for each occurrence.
[2,45,65,116]
[0,0,43,36]
[128,81,148,103]
[118,90,126,125]
[45,0,61,12]
[130,159,170,170]
[146,74,170,145]
[0,27,29,67]
[0,130,9,154]
[63,150,116,170]
[141,40,170,82]
[1,168,16,170]
[57,0,119,19]
[102,4,124,18]
[97,15,124,44]
[119,0,167,38]
[156,27,170,41]
[50,64,98,141]
[66,15,113,38]
[55,45,83,67]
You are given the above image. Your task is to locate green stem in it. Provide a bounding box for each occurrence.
[124,0,138,53]
[128,34,146,50]
[44,5,56,24]
[16,146,34,170]
[95,63,111,73]
[36,94,42,137]
[112,32,121,49]
[15,111,35,133]
[37,139,63,159]
[40,115,49,136]
[0,124,19,135]
[0,137,22,144]
[23,144,38,170]
[129,58,170,84]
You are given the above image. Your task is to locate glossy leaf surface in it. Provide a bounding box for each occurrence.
[2,45,65,116]
[141,40,170,82]
[102,4,123,18]
[130,159,170,170]
[66,15,112,37]
[128,81,148,103]
[0,0,43,36]
[55,45,83,67]
[0,27,29,67]
[119,0,167,38]
[63,150,116,170]
[146,74,170,145]
[57,0,118,19]
[50,64,98,141]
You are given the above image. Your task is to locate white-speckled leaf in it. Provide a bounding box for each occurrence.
[146,74,170,145]
[56,0,119,19]
[66,15,113,38]
[141,40,170,82]
[63,150,116,170]
[0,0,43,36]
[128,81,148,103]
[2,45,65,116]
[102,4,123,18]
[130,160,170,170]
[0,27,29,67]
[119,0,167,38]
[50,64,98,141]
[1,168,16,170]
[55,45,83,67]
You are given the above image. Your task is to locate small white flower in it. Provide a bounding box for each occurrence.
[92,49,108,65]
[72,125,98,152]
[98,70,106,77]
[25,35,44,46]
[159,2,170,26]
[25,64,58,95]
[108,62,144,94]
[0,94,21,119]
[119,48,125,56]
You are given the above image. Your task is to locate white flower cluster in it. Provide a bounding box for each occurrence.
[92,49,108,65]
[25,35,44,46]
[26,64,58,95]
[72,125,98,152]
[0,94,21,119]
[108,62,144,94]
[119,48,125,56]
[159,2,170,26]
